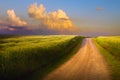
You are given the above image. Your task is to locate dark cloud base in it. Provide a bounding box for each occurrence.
[0,26,78,35]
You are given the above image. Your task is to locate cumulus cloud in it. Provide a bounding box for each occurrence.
[0,10,27,33]
[7,10,27,26]
[28,3,78,32]
[96,7,103,12]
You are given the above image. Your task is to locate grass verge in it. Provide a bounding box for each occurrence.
[93,38,120,80]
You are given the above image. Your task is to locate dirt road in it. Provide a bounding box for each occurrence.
[43,38,111,80]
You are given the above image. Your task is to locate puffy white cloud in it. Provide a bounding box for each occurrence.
[7,10,27,26]
[28,3,77,32]
[28,3,46,20]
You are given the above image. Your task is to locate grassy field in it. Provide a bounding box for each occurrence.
[0,35,84,80]
[94,36,120,80]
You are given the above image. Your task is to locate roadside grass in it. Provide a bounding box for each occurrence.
[96,36,120,61]
[28,36,84,80]
[93,36,120,80]
[0,35,84,80]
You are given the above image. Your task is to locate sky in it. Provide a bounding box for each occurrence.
[0,0,120,36]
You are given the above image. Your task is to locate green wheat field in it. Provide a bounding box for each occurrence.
[0,35,84,80]
[0,35,120,80]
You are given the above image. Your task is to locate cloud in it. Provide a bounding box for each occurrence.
[0,26,16,33]
[7,10,27,26]
[28,3,78,33]
[0,4,79,35]
[96,7,103,12]
[0,26,8,30]
[0,10,27,33]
